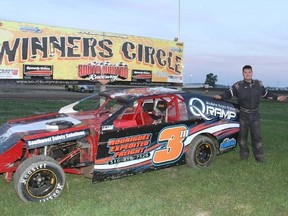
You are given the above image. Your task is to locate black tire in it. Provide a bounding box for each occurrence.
[185,135,216,168]
[14,155,65,202]
[65,85,70,91]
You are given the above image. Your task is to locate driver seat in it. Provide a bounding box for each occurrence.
[142,101,167,124]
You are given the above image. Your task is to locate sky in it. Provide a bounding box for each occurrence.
[1,0,288,87]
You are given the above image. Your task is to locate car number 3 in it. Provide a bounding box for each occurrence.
[153,125,188,165]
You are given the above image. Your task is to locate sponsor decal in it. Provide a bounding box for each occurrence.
[89,74,118,84]
[78,61,128,84]
[219,138,237,150]
[109,152,150,165]
[0,68,19,79]
[167,75,183,83]
[23,64,53,80]
[189,98,237,120]
[132,70,152,82]
[108,133,151,159]
[27,130,88,148]
[101,125,114,131]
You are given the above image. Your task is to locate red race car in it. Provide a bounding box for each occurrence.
[0,87,239,202]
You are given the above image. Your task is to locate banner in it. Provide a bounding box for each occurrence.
[0,20,184,86]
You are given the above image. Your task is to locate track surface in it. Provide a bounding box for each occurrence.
[0,84,97,100]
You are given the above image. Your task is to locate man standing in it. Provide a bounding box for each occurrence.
[214,65,287,162]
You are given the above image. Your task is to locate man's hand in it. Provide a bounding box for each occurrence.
[277,95,287,102]
[214,95,222,100]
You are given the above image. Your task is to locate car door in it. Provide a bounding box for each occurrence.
[93,96,189,181]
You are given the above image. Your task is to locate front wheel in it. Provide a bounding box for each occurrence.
[14,155,66,202]
[185,135,216,168]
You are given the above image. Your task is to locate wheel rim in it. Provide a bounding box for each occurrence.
[26,169,58,198]
[196,143,212,165]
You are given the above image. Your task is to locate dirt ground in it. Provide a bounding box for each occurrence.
[0,84,97,100]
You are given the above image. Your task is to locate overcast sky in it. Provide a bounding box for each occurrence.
[1,0,287,87]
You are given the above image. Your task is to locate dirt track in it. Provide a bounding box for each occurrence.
[0,84,94,100]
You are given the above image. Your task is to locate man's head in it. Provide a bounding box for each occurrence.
[242,65,253,82]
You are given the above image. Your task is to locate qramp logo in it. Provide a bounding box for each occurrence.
[189,98,237,120]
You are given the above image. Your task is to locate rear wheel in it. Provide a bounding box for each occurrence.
[185,135,216,168]
[14,155,65,202]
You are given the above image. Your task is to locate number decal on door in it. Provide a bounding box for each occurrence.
[153,125,188,165]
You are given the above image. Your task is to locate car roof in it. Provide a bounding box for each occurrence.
[99,87,185,102]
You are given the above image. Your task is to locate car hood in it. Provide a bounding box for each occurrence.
[0,111,105,154]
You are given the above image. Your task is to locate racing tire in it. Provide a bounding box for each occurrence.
[14,155,66,202]
[185,135,216,168]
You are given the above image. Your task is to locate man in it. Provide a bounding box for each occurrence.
[214,65,287,162]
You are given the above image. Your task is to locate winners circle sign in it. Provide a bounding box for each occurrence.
[0,20,184,86]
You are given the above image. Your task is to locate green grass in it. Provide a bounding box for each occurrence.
[0,99,288,216]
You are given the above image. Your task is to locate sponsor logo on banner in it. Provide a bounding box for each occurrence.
[132,70,152,82]
[167,75,183,83]
[0,68,20,79]
[78,61,128,84]
[23,64,53,80]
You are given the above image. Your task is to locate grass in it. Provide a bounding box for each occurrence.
[0,98,288,216]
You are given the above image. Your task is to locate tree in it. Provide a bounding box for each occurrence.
[204,73,218,87]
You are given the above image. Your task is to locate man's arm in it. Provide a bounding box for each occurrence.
[260,81,287,102]
[277,95,287,102]
[214,95,222,100]
[214,84,237,100]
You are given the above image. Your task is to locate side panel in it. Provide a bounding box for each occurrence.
[93,122,189,182]
[93,119,239,182]
[0,141,23,169]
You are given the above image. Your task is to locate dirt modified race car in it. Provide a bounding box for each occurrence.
[0,87,239,202]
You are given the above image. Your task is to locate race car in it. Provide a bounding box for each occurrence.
[0,87,239,202]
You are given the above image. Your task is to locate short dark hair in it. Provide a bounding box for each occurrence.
[242,65,252,71]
